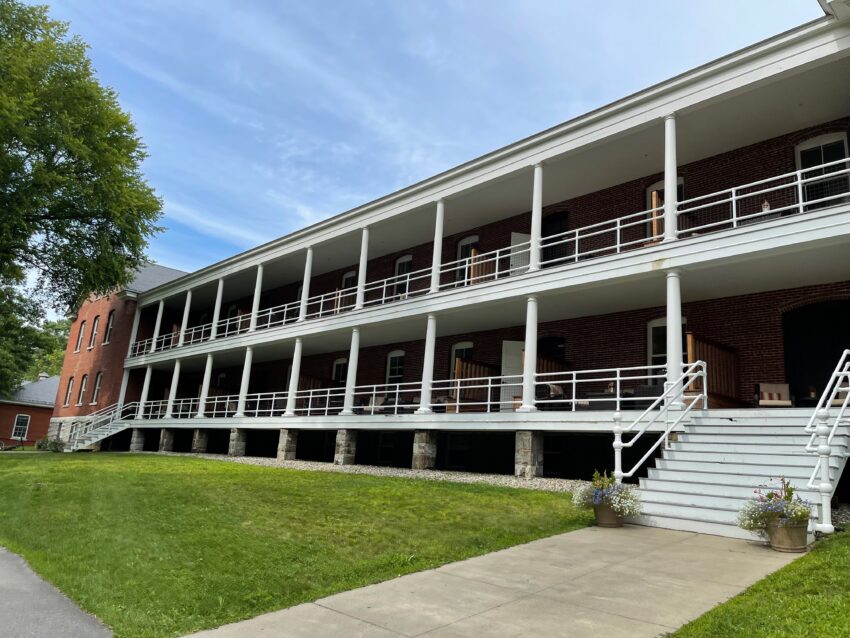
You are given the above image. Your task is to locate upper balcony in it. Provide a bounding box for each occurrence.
[126,31,850,363]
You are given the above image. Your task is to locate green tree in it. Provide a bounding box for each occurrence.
[24,318,71,380]
[0,0,162,312]
[0,285,46,395]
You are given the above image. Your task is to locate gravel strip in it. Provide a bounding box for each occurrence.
[153,452,587,493]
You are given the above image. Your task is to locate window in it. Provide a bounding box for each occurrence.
[647,318,688,375]
[332,358,348,384]
[88,315,100,349]
[449,342,474,378]
[12,415,29,440]
[76,374,89,405]
[90,372,104,405]
[64,377,74,406]
[341,270,357,290]
[645,179,684,239]
[795,134,849,210]
[74,321,86,352]
[102,311,115,344]
[386,350,405,385]
[456,235,480,283]
[394,255,413,297]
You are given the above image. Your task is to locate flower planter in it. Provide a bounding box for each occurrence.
[593,504,624,528]
[766,519,808,553]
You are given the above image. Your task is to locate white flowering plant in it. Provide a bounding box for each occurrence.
[737,477,812,537]
[572,470,641,517]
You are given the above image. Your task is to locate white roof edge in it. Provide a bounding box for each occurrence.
[141,12,839,302]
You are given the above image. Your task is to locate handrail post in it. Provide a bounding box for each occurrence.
[816,409,835,534]
[613,412,624,484]
[796,169,805,214]
[572,372,577,411]
[615,368,621,411]
[731,189,738,228]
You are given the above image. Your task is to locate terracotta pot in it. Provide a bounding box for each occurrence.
[767,519,808,553]
[594,503,624,528]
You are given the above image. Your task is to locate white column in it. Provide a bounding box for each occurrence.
[665,269,684,406]
[235,347,253,417]
[178,289,192,346]
[355,227,370,310]
[429,200,445,293]
[117,369,130,407]
[529,163,543,271]
[209,278,224,339]
[149,300,165,353]
[663,114,678,242]
[164,359,181,418]
[285,338,303,416]
[249,264,264,332]
[518,296,538,412]
[136,365,152,419]
[340,328,360,415]
[416,314,438,414]
[196,353,214,418]
[127,306,142,357]
[298,247,313,322]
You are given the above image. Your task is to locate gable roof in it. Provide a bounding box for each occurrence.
[2,375,60,408]
[125,263,187,293]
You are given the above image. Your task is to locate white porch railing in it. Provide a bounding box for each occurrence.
[255,301,301,330]
[612,361,707,482]
[677,157,850,236]
[438,242,531,289]
[803,349,850,534]
[363,267,433,307]
[66,401,139,449]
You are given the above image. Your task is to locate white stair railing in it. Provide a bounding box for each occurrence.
[803,349,850,534]
[66,402,139,450]
[612,361,707,482]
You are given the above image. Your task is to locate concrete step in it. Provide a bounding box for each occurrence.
[638,500,739,525]
[647,466,820,486]
[640,477,820,500]
[629,513,762,540]
[639,490,748,510]
[663,449,832,467]
[669,441,817,454]
[679,433,827,445]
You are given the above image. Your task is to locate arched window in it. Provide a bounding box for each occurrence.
[386,350,405,385]
[64,377,75,406]
[449,341,474,379]
[646,317,687,371]
[394,255,413,298]
[103,311,115,344]
[795,133,849,210]
[456,235,480,283]
[74,321,86,353]
[646,178,684,240]
[76,374,89,405]
[91,372,104,404]
[341,270,357,290]
[332,358,348,384]
[88,316,100,349]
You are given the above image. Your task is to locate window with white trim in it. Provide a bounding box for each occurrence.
[394,255,413,297]
[386,350,405,385]
[88,315,100,349]
[795,133,849,210]
[647,318,688,372]
[332,358,348,384]
[12,414,29,440]
[456,235,480,283]
[64,377,74,406]
[74,321,86,353]
[76,374,89,405]
[341,270,357,290]
[91,371,104,405]
[449,341,474,378]
[103,310,115,344]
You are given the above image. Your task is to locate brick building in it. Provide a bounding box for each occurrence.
[57,2,850,537]
[1,374,59,446]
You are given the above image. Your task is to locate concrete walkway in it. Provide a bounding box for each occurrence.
[187,526,799,638]
[0,547,112,638]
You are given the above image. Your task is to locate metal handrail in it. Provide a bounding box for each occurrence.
[613,361,707,481]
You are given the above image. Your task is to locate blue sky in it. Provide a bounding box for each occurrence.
[46,0,820,274]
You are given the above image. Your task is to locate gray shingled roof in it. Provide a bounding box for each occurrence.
[125,263,187,293]
[3,375,60,407]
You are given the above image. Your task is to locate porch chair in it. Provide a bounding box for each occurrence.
[755,383,793,408]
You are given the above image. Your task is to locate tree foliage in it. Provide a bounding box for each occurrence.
[0,0,162,312]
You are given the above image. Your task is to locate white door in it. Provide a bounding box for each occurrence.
[510,232,531,275]
[501,340,525,411]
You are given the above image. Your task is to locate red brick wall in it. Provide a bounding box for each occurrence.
[0,403,52,445]
[53,293,138,417]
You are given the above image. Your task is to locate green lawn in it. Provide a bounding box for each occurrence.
[672,531,850,638]
[0,453,591,638]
